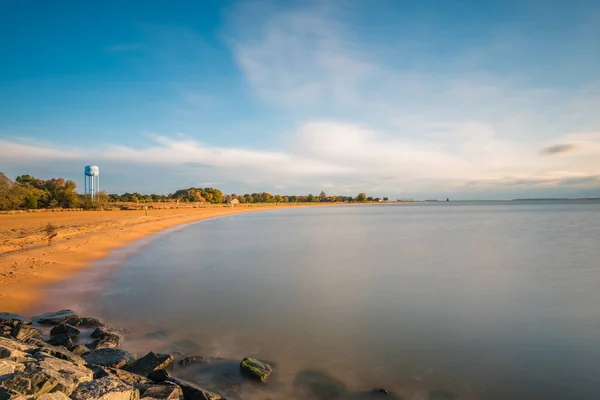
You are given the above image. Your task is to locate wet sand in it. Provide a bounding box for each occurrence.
[0,204,315,312]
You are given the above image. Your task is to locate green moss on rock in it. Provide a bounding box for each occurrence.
[240,357,273,383]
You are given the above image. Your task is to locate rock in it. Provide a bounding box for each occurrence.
[10,323,43,342]
[147,369,170,383]
[70,345,90,356]
[38,393,71,399]
[32,352,94,394]
[239,357,272,383]
[50,323,80,339]
[165,377,225,400]
[0,353,92,397]
[70,376,140,400]
[64,317,104,328]
[83,348,136,369]
[47,333,73,348]
[25,338,86,366]
[293,370,347,400]
[91,327,112,338]
[104,367,151,385]
[0,337,37,363]
[0,369,61,397]
[126,352,174,377]
[37,310,79,325]
[136,382,183,400]
[86,332,121,350]
[0,313,31,326]
[0,359,25,376]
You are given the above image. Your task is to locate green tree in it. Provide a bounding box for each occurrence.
[356,193,367,202]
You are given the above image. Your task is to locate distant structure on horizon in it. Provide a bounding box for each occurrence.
[84,165,99,200]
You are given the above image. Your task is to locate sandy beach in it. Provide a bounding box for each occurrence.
[0,204,308,313]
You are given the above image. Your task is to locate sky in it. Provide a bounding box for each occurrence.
[1,0,599,199]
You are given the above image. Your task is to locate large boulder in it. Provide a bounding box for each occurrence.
[47,333,73,348]
[126,352,174,377]
[136,382,183,400]
[25,338,87,366]
[83,348,136,369]
[0,353,93,397]
[93,366,151,385]
[0,313,31,326]
[86,332,121,350]
[239,357,272,383]
[10,323,43,342]
[165,377,226,400]
[50,323,80,339]
[0,359,25,376]
[70,376,140,400]
[147,369,170,383]
[0,336,37,363]
[37,310,79,325]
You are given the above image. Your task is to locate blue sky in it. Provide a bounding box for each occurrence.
[1,0,599,199]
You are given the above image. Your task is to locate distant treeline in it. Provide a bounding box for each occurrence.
[0,172,388,211]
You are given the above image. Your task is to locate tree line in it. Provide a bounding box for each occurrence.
[0,172,388,211]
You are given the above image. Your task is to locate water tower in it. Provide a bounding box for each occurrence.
[84,165,100,200]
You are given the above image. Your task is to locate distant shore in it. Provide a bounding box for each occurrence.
[0,204,338,313]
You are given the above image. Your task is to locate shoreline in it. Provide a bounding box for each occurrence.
[0,204,332,313]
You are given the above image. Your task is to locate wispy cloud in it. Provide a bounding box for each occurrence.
[541,144,578,155]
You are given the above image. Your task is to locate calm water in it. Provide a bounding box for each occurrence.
[42,202,600,399]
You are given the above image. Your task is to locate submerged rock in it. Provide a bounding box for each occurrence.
[178,355,225,367]
[239,357,273,383]
[126,352,174,377]
[37,310,79,325]
[70,376,140,400]
[83,348,136,369]
[345,388,403,399]
[293,370,347,400]
[165,377,226,400]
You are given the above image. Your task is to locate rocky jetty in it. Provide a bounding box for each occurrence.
[1,309,410,400]
[0,310,230,400]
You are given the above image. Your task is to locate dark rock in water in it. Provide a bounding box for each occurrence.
[166,377,226,400]
[429,390,456,400]
[37,310,79,325]
[64,316,104,328]
[0,313,31,326]
[10,323,43,341]
[148,369,170,383]
[83,348,136,368]
[70,376,139,400]
[125,352,174,377]
[91,327,109,338]
[50,323,80,339]
[47,333,73,348]
[293,370,348,400]
[239,357,273,383]
[136,382,183,400]
[86,332,121,350]
[70,345,90,356]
